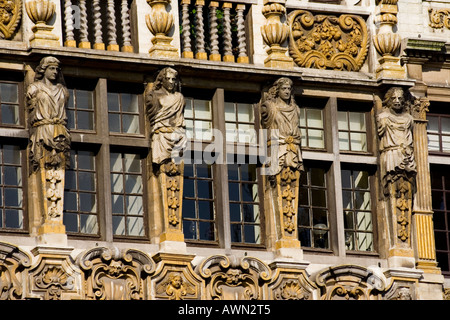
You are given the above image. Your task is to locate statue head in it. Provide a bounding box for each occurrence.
[267,77,294,104]
[383,87,406,114]
[154,67,181,93]
[34,56,64,84]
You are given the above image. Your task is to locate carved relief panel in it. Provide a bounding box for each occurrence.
[315,265,386,300]
[287,10,369,71]
[0,242,31,300]
[152,253,204,300]
[77,247,155,300]
[0,0,22,39]
[197,255,271,300]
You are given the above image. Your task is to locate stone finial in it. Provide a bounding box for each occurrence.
[25,0,60,47]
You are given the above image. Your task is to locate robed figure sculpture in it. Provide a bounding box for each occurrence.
[259,77,303,258]
[27,56,71,172]
[145,67,186,165]
[377,86,417,263]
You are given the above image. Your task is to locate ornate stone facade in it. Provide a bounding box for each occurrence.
[0,0,447,302]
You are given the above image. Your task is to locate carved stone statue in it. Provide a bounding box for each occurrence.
[145,67,186,165]
[377,86,416,195]
[27,56,71,172]
[260,77,303,176]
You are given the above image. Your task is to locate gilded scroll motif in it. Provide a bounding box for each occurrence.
[197,255,271,300]
[0,0,21,39]
[34,265,73,300]
[78,247,155,300]
[287,10,368,71]
[429,8,450,29]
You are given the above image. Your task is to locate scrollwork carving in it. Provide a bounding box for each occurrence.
[77,247,155,300]
[197,255,271,300]
[0,242,31,300]
[288,10,369,71]
[0,0,21,39]
[429,8,450,30]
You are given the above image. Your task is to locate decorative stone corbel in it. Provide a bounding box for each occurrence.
[0,242,32,300]
[146,0,179,58]
[25,0,60,47]
[261,0,293,69]
[373,0,405,79]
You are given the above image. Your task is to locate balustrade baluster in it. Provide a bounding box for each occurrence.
[209,1,220,61]
[79,0,91,48]
[64,0,76,47]
[121,0,133,52]
[107,0,119,51]
[93,0,105,50]
[222,2,234,62]
[236,4,248,63]
[195,0,207,60]
[181,0,193,58]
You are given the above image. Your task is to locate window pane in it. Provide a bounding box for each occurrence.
[3,145,21,165]
[108,113,120,132]
[428,116,439,133]
[299,228,311,247]
[127,216,144,236]
[113,216,125,235]
[199,221,215,241]
[112,195,124,213]
[226,122,237,142]
[185,98,193,118]
[76,90,94,110]
[339,132,349,150]
[442,135,450,152]
[350,132,367,151]
[125,175,143,194]
[5,209,23,229]
[349,112,366,131]
[442,117,450,135]
[78,151,95,170]
[121,94,139,113]
[64,191,77,211]
[80,214,98,234]
[357,232,373,251]
[126,195,143,215]
[308,129,324,148]
[225,102,235,121]
[183,199,196,219]
[4,166,22,186]
[355,191,371,210]
[123,114,140,134]
[356,211,372,231]
[77,111,94,130]
[64,212,78,232]
[108,93,120,111]
[78,172,95,191]
[79,193,96,213]
[0,83,18,103]
[237,103,254,123]
[124,154,141,173]
[244,225,260,244]
[231,224,242,242]
[310,168,325,187]
[194,100,211,120]
[198,200,214,220]
[5,188,22,207]
[229,182,240,201]
[111,173,123,193]
[2,104,19,124]
[354,171,369,189]
[197,163,212,178]
[338,112,348,130]
[197,180,212,199]
[344,210,354,229]
[230,203,241,222]
[307,109,323,128]
[183,220,196,239]
[428,134,440,151]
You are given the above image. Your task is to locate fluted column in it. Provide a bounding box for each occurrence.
[146,0,179,58]
[25,0,60,47]
[373,0,405,79]
[261,0,293,69]
[411,98,441,274]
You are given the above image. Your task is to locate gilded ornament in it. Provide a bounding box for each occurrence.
[288,10,369,71]
[0,0,21,39]
[156,272,196,300]
[34,265,73,300]
[429,8,450,29]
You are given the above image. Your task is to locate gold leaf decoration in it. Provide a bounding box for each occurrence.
[288,10,369,71]
[0,0,21,39]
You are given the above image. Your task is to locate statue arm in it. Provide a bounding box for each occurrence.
[376,113,388,137]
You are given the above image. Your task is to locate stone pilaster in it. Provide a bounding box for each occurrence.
[411,97,441,274]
